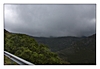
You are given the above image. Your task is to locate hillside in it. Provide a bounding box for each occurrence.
[33,34,96,64]
[57,34,96,64]
[4,29,66,65]
[33,36,82,52]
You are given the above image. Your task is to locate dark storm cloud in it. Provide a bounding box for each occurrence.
[4,4,96,37]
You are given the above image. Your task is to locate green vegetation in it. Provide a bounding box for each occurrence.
[4,56,18,65]
[33,34,96,64]
[57,34,96,64]
[4,29,95,64]
[4,29,65,65]
[33,37,81,52]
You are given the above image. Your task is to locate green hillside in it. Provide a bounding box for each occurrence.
[33,34,96,64]
[4,29,66,65]
[57,34,96,64]
[33,37,81,52]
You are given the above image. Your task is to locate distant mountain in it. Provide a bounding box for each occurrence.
[88,34,96,38]
[33,36,82,52]
[4,29,65,64]
[57,34,96,64]
[33,34,96,64]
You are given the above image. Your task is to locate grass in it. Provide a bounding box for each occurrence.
[4,56,18,65]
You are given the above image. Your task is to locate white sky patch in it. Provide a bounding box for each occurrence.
[5,5,18,24]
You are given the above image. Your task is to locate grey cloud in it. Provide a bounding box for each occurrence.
[4,4,96,37]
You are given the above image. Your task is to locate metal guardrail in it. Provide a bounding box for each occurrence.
[4,51,34,65]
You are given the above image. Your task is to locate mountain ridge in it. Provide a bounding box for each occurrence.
[32,33,96,64]
[4,29,96,64]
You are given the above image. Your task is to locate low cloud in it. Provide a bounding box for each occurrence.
[4,4,96,37]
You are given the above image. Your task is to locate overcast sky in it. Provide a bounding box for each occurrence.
[4,4,96,37]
